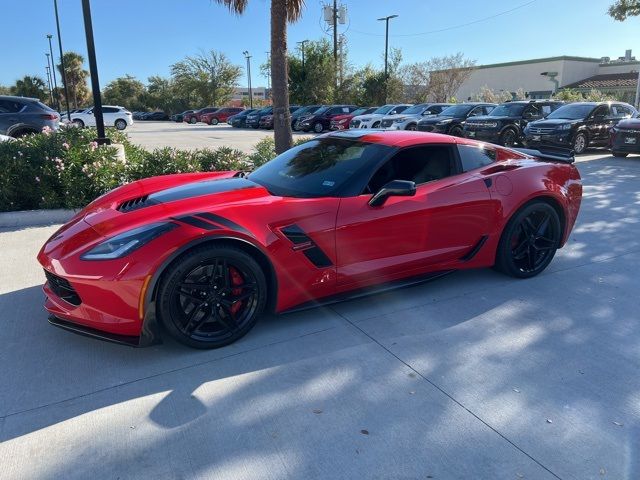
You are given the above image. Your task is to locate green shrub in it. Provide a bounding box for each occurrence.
[0,127,313,212]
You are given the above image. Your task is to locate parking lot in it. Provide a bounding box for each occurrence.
[126,120,314,153]
[1,150,638,479]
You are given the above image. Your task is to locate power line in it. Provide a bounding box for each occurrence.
[349,0,538,37]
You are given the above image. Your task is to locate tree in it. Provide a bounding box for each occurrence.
[608,0,640,20]
[102,75,146,111]
[10,76,48,101]
[57,52,90,109]
[472,85,512,103]
[402,53,476,103]
[171,50,241,107]
[287,38,335,104]
[216,0,306,154]
[0,85,10,95]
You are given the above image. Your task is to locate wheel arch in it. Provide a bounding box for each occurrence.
[145,235,278,316]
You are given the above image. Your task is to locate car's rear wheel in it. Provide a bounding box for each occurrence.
[500,128,517,147]
[494,201,561,278]
[572,132,588,154]
[406,123,417,131]
[612,151,629,158]
[313,122,324,133]
[210,118,219,125]
[450,126,463,137]
[158,245,267,349]
[114,119,127,130]
[73,119,85,128]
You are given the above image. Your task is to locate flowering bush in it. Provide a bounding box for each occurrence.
[0,127,290,212]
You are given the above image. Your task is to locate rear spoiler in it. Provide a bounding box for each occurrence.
[514,146,575,164]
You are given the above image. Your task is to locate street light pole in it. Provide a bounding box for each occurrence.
[53,0,71,121]
[81,0,109,144]
[297,40,308,77]
[377,14,398,103]
[45,65,54,106]
[243,51,253,109]
[46,37,60,111]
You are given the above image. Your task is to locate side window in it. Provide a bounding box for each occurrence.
[525,105,541,118]
[592,105,609,119]
[0,100,23,113]
[468,107,483,117]
[484,106,496,115]
[396,105,409,114]
[102,107,118,113]
[612,105,633,118]
[366,145,456,192]
[458,145,496,172]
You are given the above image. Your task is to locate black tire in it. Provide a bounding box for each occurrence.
[612,151,629,158]
[499,128,518,147]
[406,123,417,131]
[73,119,85,128]
[572,132,588,154]
[157,244,267,349]
[210,118,219,125]
[114,119,127,130]
[189,117,197,124]
[450,126,463,137]
[11,129,38,138]
[494,201,561,278]
[313,122,324,133]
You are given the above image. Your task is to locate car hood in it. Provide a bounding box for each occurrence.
[468,115,513,122]
[332,114,353,122]
[419,115,455,125]
[528,118,577,128]
[353,113,387,121]
[381,113,422,122]
[616,118,640,130]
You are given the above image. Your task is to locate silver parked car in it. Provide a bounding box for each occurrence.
[0,96,60,137]
[379,103,452,131]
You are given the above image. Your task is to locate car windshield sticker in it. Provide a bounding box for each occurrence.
[322,180,335,187]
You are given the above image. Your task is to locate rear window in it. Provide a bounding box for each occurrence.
[35,101,56,112]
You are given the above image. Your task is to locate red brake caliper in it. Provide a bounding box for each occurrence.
[229,266,244,315]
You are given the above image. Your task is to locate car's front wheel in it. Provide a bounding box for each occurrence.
[572,132,588,154]
[73,119,85,128]
[406,123,417,131]
[189,117,197,124]
[157,244,267,349]
[500,128,518,147]
[210,118,219,125]
[114,119,127,130]
[313,122,324,133]
[494,201,561,278]
[612,151,629,158]
[450,126,463,137]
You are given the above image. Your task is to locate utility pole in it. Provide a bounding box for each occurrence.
[46,37,60,111]
[378,14,398,103]
[635,70,640,109]
[243,51,253,109]
[297,40,308,77]
[333,0,338,92]
[81,0,109,145]
[45,65,54,106]
[53,0,71,121]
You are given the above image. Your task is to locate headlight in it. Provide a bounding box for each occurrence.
[436,119,453,125]
[338,118,348,123]
[558,123,572,131]
[81,222,176,260]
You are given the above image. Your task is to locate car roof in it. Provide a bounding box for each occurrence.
[0,95,38,103]
[324,129,460,147]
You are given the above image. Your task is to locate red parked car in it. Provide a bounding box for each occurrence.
[38,130,582,349]
[200,107,244,125]
[183,107,219,124]
[330,106,377,130]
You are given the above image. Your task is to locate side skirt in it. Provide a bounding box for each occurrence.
[282,270,455,314]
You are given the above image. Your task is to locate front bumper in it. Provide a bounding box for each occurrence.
[524,131,572,149]
[611,130,640,152]
[417,124,446,133]
[464,129,500,143]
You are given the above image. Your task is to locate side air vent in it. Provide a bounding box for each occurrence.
[44,270,82,306]
[280,224,333,268]
[117,195,150,212]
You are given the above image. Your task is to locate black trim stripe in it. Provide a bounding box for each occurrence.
[194,212,252,236]
[280,223,334,268]
[172,215,221,231]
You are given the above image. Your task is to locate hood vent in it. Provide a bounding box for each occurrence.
[117,195,150,212]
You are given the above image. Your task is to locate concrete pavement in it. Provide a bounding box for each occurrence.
[0,153,639,479]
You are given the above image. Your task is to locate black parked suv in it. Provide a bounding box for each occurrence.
[291,105,322,130]
[463,100,564,147]
[524,102,637,154]
[229,109,256,128]
[417,103,496,136]
[245,106,273,129]
[297,105,358,133]
[0,95,60,137]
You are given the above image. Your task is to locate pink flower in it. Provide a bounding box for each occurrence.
[62,142,70,150]
[42,126,52,135]
[89,141,98,151]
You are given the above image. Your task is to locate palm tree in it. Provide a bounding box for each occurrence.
[11,76,48,101]
[57,52,90,109]
[216,0,305,154]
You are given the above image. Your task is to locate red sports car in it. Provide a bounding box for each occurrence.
[38,131,582,349]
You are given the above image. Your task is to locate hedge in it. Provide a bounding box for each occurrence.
[0,127,309,212]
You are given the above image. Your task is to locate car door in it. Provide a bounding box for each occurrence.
[0,99,23,134]
[586,105,610,144]
[103,107,119,126]
[335,144,495,288]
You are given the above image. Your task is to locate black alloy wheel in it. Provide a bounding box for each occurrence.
[406,123,417,131]
[572,132,588,154]
[450,126,463,137]
[158,245,267,349]
[495,202,561,278]
[500,129,517,147]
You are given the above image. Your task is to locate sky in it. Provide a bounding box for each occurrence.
[2,0,639,89]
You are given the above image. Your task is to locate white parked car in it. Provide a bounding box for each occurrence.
[379,103,452,131]
[349,104,412,129]
[70,105,133,130]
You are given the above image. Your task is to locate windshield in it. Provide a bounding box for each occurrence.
[350,107,369,116]
[489,103,526,117]
[373,105,395,115]
[311,106,329,116]
[546,104,594,120]
[400,104,428,115]
[249,138,392,197]
[439,105,474,117]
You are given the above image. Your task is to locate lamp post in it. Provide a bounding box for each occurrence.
[243,51,253,109]
[378,14,398,103]
[297,40,308,77]
[46,35,60,112]
[53,0,71,121]
[45,65,54,106]
[81,0,109,144]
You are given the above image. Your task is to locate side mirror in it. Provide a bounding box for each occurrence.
[368,180,416,207]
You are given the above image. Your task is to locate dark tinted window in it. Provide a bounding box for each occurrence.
[490,103,526,117]
[102,107,119,113]
[249,138,392,197]
[458,145,496,171]
[547,104,595,120]
[440,104,474,117]
[0,99,25,113]
[611,104,634,118]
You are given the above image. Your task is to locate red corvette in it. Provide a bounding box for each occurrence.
[38,130,582,349]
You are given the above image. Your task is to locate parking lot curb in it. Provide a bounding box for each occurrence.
[0,209,77,229]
